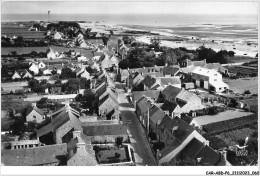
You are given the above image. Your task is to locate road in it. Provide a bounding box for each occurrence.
[115,82,156,166]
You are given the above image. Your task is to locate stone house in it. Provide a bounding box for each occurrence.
[36,103,82,144]
[132,90,160,107]
[29,63,39,75]
[156,115,207,165]
[26,103,45,123]
[12,70,33,80]
[162,66,180,77]
[67,131,97,166]
[136,96,152,125]
[98,94,119,120]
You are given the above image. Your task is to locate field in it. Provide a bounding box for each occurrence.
[1,94,31,112]
[223,77,258,94]
[227,56,256,63]
[2,26,46,39]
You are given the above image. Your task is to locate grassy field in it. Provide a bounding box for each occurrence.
[223,77,258,94]
[1,95,31,112]
[227,56,256,63]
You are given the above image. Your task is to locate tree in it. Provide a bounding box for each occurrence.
[118,59,130,69]
[64,78,79,93]
[28,79,39,89]
[51,70,57,75]
[150,37,161,51]
[102,36,109,46]
[115,136,123,147]
[11,51,17,56]
[81,89,97,112]
[60,67,75,79]
[244,90,251,95]
[228,51,235,57]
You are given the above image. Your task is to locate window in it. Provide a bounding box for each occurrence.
[214,79,217,81]
[33,115,36,119]
[219,88,221,90]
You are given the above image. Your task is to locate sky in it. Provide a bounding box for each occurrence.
[1,1,258,15]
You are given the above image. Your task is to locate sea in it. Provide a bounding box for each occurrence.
[2,13,258,27]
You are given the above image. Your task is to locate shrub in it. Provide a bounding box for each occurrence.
[115,136,123,147]
[153,142,165,151]
[244,90,251,95]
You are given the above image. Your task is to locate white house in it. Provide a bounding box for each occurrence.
[26,103,45,123]
[38,62,46,69]
[78,70,90,79]
[29,63,39,75]
[192,67,229,93]
[77,56,88,62]
[12,71,21,80]
[46,48,56,60]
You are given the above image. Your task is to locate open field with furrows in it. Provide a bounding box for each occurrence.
[223,77,258,94]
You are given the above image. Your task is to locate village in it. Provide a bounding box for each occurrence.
[1,20,258,166]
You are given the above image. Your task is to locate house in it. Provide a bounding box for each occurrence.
[12,70,33,80]
[162,66,180,77]
[78,69,91,79]
[36,102,81,144]
[46,47,56,59]
[82,124,129,143]
[38,62,46,69]
[29,63,39,75]
[127,72,144,89]
[119,69,130,82]
[98,54,114,69]
[98,94,119,120]
[136,96,152,124]
[52,31,63,40]
[202,63,228,75]
[75,32,87,48]
[159,85,204,114]
[132,90,160,107]
[180,59,207,68]
[138,75,160,91]
[161,100,180,118]
[67,131,97,166]
[1,144,67,166]
[26,103,45,123]
[178,138,220,166]
[77,55,88,62]
[192,67,229,93]
[157,77,182,89]
[146,104,166,133]
[156,115,206,165]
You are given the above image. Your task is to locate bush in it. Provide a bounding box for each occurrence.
[153,142,165,151]
[115,136,123,147]
[244,90,251,95]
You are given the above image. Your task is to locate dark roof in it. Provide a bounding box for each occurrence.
[161,100,178,114]
[181,138,220,166]
[26,106,44,116]
[141,75,157,89]
[133,90,160,102]
[98,94,118,108]
[36,106,81,138]
[149,105,165,124]
[1,144,67,166]
[82,124,128,136]
[162,85,182,99]
[136,96,152,114]
[96,82,107,97]
[143,72,164,78]
[158,115,194,142]
[162,66,180,75]
[181,114,193,124]
[176,90,196,102]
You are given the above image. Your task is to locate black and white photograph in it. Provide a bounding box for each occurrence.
[0,0,258,175]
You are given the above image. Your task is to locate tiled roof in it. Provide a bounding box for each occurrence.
[193,60,206,67]
[181,138,220,166]
[26,106,45,116]
[161,100,178,114]
[162,85,182,99]
[98,94,118,108]
[158,115,194,142]
[149,105,165,125]
[143,72,164,78]
[82,124,128,136]
[162,66,180,75]
[133,90,160,102]
[159,77,181,86]
[176,90,195,102]
[1,144,67,166]
[141,75,157,89]
[136,96,152,114]
[36,105,81,138]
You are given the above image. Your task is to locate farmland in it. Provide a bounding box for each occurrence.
[2,26,46,39]
[223,77,258,94]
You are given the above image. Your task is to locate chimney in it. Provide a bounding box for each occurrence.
[32,102,37,108]
[204,140,210,146]
[73,131,82,140]
[164,111,169,115]
[76,142,86,152]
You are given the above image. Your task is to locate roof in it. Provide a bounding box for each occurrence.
[36,104,81,138]
[98,94,118,108]
[136,96,152,114]
[181,138,220,166]
[176,90,196,103]
[26,106,44,116]
[192,67,220,77]
[143,72,164,78]
[141,75,157,89]
[149,105,166,124]
[133,90,160,102]
[82,124,128,136]
[128,66,164,75]
[162,85,182,99]
[162,66,180,75]
[159,77,181,86]
[1,144,67,166]
[120,69,130,77]
[180,66,197,74]
[193,60,206,67]
[158,115,195,142]
[161,100,178,114]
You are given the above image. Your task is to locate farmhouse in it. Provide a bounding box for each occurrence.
[26,103,45,123]
[192,67,229,93]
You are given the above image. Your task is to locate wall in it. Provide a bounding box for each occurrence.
[26,110,44,123]
[54,120,74,144]
[90,134,129,143]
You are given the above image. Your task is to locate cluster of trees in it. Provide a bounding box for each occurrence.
[61,78,90,93]
[118,38,236,69]
[1,36,49,47]
[75,89,97,113]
